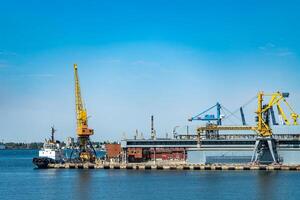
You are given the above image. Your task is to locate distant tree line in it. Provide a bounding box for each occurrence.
[4,142,44,149]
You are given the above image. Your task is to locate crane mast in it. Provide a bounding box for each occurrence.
[73,64,96,162]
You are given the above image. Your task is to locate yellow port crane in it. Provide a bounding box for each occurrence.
[74,64,96,162]
[252,91,298,163]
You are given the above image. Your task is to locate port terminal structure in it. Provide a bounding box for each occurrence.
[120,91,299,165]
[194,92,299,164]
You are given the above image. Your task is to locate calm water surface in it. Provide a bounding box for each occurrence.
[0,149,300,200]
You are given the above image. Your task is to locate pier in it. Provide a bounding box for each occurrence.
[46,162,300,171]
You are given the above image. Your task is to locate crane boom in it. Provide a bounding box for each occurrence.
[74,64,94,137]
[189,102,222,125]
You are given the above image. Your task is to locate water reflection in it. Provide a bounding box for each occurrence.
[256,171,278,200]
[75,170,92,200]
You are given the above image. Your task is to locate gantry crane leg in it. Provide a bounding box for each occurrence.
[251,137,278,164]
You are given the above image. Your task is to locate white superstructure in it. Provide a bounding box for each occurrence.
[39,142,64,161]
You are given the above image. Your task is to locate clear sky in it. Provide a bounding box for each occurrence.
[0,0,299,142]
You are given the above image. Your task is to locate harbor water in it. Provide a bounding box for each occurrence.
[1,150,300,200]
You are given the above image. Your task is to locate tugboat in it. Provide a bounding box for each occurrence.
[33,126,65,168]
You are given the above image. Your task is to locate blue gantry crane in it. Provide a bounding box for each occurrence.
[188,103,222,125]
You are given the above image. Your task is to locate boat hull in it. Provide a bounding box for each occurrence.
[32,157,55,168]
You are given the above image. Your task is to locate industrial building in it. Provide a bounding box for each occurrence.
[105,143,121,162]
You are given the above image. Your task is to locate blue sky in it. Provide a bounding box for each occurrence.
[0,0,299,142]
